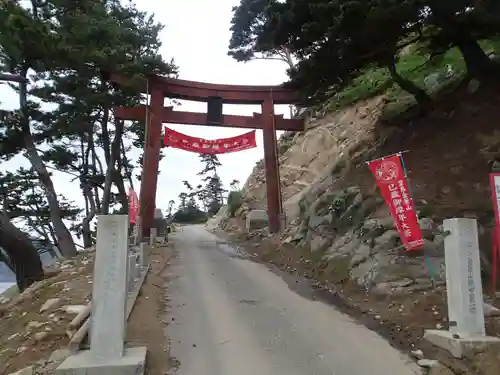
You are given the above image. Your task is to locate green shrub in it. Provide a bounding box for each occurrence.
[172,209,208,224]
[227,190,243,217]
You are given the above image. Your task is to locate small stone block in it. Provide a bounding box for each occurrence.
[246,209,268,231]
[149,228,157,246]
[424,329,500,358]
[139,243,148,268]
[55,346,147,375]
[127,255,136,293]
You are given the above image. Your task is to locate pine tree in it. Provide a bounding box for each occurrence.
[0,0,177,288]
[229,0,500,104]
[197,154,226,214]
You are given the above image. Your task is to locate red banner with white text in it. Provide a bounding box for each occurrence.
[163,127,257,154]
[128,188,139,224]
[367,154,424,251]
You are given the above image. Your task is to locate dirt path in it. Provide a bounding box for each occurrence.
[165,225,420,375]
[126,243,175,375]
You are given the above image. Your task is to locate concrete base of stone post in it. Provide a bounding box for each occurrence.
[55,347,147,375]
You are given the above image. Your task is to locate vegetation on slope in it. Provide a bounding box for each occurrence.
[229,0,500,110]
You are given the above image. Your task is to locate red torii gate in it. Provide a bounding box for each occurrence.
[110,73,304,237]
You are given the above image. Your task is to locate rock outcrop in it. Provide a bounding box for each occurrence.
[222,87,500,294]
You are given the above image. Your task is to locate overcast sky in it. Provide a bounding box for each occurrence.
[0,1,289,221]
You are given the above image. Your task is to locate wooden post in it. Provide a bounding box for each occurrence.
[261,98,281,233]
[139,86,164,238]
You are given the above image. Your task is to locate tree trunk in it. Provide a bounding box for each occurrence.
[0,249,14,273]
[80,136,93,248]
[386,57,432,108]
[429,4,496,78]
[121,138,135,191]
[101,120,125,214]
[113,125,128,213]
[91,144,103,211]
[113,171,128,213]
[456,38,496,78]
[18,72,77,258]
[283,47,296,71]
[0,213,44,291]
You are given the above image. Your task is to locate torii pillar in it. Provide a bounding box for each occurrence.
[139,86,164,238]
[262,98,282,233]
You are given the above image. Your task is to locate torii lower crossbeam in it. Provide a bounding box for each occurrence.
[114,106,303,131]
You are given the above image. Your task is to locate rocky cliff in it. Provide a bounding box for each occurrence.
[222,85,500,294]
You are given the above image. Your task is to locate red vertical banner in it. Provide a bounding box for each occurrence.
[128,188,139,224]
[489,172,500,292]
[367,154,424,251]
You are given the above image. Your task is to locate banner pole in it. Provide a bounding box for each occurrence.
[491,230,498,294]
[366,150,411,164]
[399,152,436,288]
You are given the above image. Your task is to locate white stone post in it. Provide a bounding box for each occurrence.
[90,215,129,358]
[443,218,485,337]
[150,227,157,246]
[139,242,148,268]
[127,253,137,294]
[55,215,147,375]
[424,218,500,358]
[134,216,142,244]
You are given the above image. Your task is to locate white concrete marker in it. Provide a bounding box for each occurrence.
[424,218,500,357]
[90,215,129,358]
[139,242,148,268]
[56,215,147,375]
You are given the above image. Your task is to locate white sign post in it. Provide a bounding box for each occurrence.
[424,218,500,357]
[56,215,147,375]
[443,218,485,337]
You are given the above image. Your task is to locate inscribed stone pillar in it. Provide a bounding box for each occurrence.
[90,215,129,359]
[443,218,486,337]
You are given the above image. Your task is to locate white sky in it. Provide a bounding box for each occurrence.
[0,1,290,224]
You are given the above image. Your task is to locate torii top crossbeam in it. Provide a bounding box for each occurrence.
[109,73,301,104]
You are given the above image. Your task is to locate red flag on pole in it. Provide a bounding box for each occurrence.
[489,172,500,292]
[128,188,139,224]
[367,154,424,251]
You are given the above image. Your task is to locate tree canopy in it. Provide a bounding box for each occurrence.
[228,0,500,105]
[0,0,177,290]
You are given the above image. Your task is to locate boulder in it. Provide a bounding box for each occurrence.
[40,298,61,313]
[246,210,268,231]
